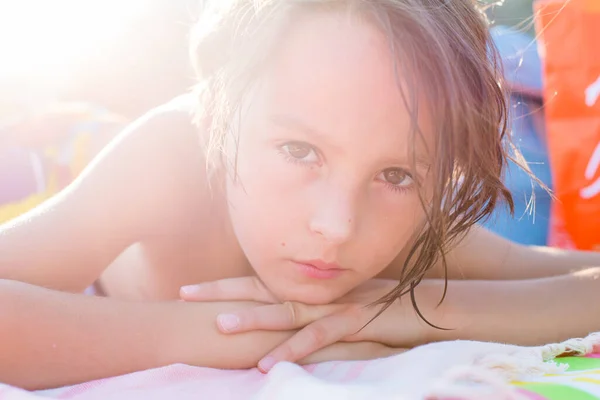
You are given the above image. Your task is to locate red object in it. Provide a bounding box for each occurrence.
[535,0,600,250]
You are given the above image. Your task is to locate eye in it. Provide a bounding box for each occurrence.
[279,141,319,164]
[377,168,414,190]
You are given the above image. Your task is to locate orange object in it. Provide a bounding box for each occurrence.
[535,0,600,250]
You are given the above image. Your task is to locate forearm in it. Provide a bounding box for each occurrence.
[417,268,600,345]
[506,245,600,279]
[431,226,600,280]
[0,280,295,390]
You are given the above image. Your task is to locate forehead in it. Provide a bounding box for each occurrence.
[251,8,434,160]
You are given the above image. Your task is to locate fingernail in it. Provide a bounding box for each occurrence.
[180,285,202,296]
[217,314,240,332]
[258,356,277,373]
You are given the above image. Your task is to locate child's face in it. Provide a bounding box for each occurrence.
[225,11,434,304]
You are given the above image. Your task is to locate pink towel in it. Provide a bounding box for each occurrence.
[2,333,599,400]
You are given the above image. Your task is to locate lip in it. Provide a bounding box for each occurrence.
[293,259,345,280]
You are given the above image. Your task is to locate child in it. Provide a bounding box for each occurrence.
[1,0,600,391]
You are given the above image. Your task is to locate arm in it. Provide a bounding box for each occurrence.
[374,268,600,348]
[0,104,206,292]
[176,272,600,368]
[0,279,280,389]
[1,279,393,390]
[426,225,600,280]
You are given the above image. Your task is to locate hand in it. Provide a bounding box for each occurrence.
[180,277,423,372]
[300,341,406,365]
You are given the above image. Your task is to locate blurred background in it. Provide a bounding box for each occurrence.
[0,1,201,120]
[0,0,536,120]
[0,0,555,246]
[485,0,536,32]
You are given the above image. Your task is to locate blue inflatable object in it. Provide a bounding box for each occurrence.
[482,26,553,245]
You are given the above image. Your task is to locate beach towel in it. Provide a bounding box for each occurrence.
[1,333,599,400]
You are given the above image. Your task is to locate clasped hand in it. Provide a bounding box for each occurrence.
[181,277,426,372]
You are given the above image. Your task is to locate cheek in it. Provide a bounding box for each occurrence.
[392,196,426,241]
[374,187,426,230]
[232,137,321,215]
[234,139,309,194]
[358,192,426,268]
[225,144,309,257]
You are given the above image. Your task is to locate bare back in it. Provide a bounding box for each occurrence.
[0,95,249,299]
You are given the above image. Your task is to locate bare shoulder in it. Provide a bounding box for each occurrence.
[83,94,212,238]
[0,94,214,291]
[98,95,242,297]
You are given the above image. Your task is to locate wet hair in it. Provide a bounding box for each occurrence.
[190,0,531,324]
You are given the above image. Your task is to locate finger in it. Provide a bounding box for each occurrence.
[179,277,276,303]
[257,311,358,372]
[216,302,343,333]
[299,342,406,365]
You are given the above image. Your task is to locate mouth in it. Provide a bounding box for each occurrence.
[292,259,346,280]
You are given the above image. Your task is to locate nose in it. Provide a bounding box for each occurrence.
[308,184,357,244]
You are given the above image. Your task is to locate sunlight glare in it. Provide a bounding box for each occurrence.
[0,0,148,91]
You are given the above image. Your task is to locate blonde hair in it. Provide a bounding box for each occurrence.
[190,0,525,321]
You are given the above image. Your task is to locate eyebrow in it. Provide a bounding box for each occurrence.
[268,113,330,142]
[268,113,431,172]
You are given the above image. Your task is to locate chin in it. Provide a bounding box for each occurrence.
[269,283,345,305]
